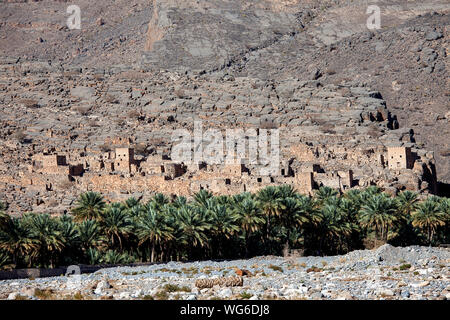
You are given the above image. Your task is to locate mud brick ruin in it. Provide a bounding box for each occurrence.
[0,58,438,215]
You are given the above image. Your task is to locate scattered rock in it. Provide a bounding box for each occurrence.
[218,288,233,298]
[425,30,443,41]
[7,292,18,300]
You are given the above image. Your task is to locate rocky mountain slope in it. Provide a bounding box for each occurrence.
[139,0,450,184]
[0,57,439,213]
[0,0,449,208]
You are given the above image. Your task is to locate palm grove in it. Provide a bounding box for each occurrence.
[0,186,449,269]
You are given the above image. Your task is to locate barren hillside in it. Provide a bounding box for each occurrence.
[0,0,449,213]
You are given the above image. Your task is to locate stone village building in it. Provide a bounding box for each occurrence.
[14,134,434,214]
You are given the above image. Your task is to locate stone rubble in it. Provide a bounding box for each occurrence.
[0,244,448,300]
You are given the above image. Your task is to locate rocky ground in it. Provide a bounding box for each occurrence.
[0,0,449,187]
[0,1,448,214]
[0,52,440,213]
[1,244,449,300]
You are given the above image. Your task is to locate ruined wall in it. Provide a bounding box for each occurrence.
[288,143,316,162]
[83,174,191,196]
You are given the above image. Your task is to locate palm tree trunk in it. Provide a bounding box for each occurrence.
[245,231,250,258]
[151,242,155,263]
[266,212,272,254]
[159,243,164,262]
[429,226,433,246]
[12,251,17,266]
[286,228,291,252]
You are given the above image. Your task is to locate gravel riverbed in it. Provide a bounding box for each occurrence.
[1,244,449,300]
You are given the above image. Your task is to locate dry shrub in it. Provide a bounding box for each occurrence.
[440,149,450,157]
[104,94,119,104]
[99,144,112,152]
[321,124,336,134]
[11,129,27,143]
[73,105,91,116]
[306,266,322,273]
[115,119,126,127]
[88,119,100,127]
[309,115,328,126]
[116,71,147,80]
[260,118,278,129]
[34,288,54,300]
[367,125,382,138]
[127,110,141,119]
[174,88,187,98]
[134,143,149,156]
[19,99,39,108]
[325,68,336,75]
[57,180,74,190]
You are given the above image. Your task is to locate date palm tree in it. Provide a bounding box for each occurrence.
[77,219,103,252]
[72,192,106,222]
[0,250,11,270]
[136,206,174,262]
[151,193,170,210]
[124,197,140,210]
[216,195,232,206]
[102,249,130,264]
[412,198,446,245]
[278,197,310,250]
[58,214,81,265]
[100,206,133,250]
[256,186,283,248]
[193,189,213,208]
[0,217,38,267]
[439,198,450,243]
[172,196,187,208]
[344,189,363,207]
[315,186,339,205]
[209,204,239,257]
[320,203,353,254]
[337,198,362,250]
[174,205,212,259]
[0,202,9,230]
[233,197,265,257]
[85,247,102,265]
[358,194,397,243]
[297,195,322,252]
[358,186,382,206]
[277,185,297,198]
[397,191,419,216]
[28,213,65,268]
[365,186,382,195]
[210,204,239,237]
[338,198,359,221]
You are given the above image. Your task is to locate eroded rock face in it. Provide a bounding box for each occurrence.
[137,0,450,184]
[142,0,303,72]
